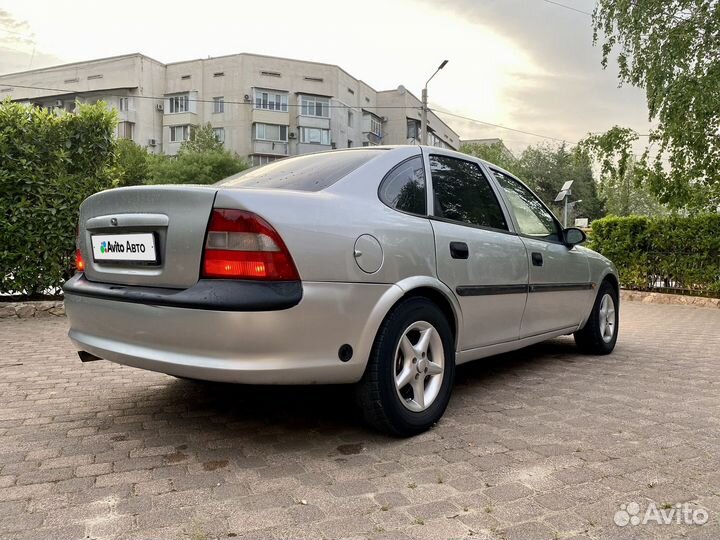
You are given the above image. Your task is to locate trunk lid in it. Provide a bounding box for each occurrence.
[78,185,217,288]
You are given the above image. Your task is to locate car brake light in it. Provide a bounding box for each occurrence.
[201,209,300,281]
[74,225,85,272]
[74,249,85,272]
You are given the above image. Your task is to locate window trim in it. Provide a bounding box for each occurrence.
[167,94,190,114]
[426,154,512,233]
[254,123,289,143]
[169,124,191,143]
[253,88,289,112]
[488,166,567,245]
[212,96,224,114]
[299,126,331,145]
[377,156,429,219]
[299,94,330,118]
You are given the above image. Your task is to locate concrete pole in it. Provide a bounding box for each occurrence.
[421,87,428,145]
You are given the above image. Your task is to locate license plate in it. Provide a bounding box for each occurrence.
[91,233,158,263]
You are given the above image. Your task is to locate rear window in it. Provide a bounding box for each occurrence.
[218,149,385,192]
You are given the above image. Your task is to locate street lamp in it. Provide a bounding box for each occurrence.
[421,59,448,145]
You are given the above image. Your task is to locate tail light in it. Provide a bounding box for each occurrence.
[74,226,85,273]
[74,249,85,272]
[201,209,300,281]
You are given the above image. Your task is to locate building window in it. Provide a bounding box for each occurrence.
[213,72,224,77]
[168,94,190,114]
[407,118,420,139]
[300,95,329,118]
[255,123,288,142]
[118,121,135,140]
[370,116,382,137]
[213,127,225,143]
[251,155,280,167]
[170,125,191,142]
[299,127,330,145]
[253,89,288,112]
[118,97,130,112]
[347,110,354,127]
[213,97,224,113]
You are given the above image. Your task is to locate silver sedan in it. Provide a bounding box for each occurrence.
[64,146,619,436]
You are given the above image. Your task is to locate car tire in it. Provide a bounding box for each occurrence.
[356,297,455,437]
[574,280,619,355]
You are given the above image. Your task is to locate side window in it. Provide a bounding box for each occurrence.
[379,156,427,215]
[429,155,508,230]
[492,170,561,241]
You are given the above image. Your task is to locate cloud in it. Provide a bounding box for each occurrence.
[0,9,63,74]
[421,0,652,151]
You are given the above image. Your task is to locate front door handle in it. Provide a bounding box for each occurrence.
[450,241,469,259]
[532,252,543,266]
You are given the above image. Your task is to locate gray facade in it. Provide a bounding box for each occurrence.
[0,53,460,163]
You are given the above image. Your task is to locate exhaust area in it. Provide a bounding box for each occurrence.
[78,351,103,363]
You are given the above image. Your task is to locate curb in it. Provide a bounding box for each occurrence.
[621,289,720,309]
[0,301,65,319]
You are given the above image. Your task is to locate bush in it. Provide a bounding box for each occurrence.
[0,99,117,296]
[146,123,249,185]
[590,215,720,294]
[113,138,151,187]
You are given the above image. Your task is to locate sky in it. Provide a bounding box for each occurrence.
[0,0,652,153]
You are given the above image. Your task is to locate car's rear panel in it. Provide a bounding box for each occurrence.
[65,150,425,384]
[79,185,217,288]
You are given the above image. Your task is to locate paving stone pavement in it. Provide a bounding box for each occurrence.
[1,301,719,540]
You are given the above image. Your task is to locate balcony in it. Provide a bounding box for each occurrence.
[253,140,289,156]
[252,108,290,126]
[163,111,198,127]
[297,115,330,129]
[297,142,331,155]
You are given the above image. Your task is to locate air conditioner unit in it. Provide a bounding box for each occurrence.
[288,132,296,139]
[55,99,63,107]
[155,103,164,112]
[148,138,157,147]
[244,94,251,102]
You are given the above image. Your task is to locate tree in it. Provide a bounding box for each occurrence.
[516,143,606,222]
[461,141,521,176]
[180,122,225,154]
[146,123,249,185]
[580,127,666,216]
[113,139,150,187]
[0,99,117,296]
[593,0,720,210]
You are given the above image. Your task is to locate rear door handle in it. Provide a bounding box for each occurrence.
[532,252,543,266]
[450,242,469,259]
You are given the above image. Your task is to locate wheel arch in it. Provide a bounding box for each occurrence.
[356,276,461,365]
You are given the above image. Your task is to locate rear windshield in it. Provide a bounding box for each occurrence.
[218,149,386,192]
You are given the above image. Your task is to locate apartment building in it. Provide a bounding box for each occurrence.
[0,52,459,164]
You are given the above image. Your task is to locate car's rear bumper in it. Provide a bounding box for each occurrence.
[64,278,395,384]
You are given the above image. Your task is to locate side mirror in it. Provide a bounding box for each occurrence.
[563,227,587,247]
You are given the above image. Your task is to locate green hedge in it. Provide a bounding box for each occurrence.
[590,215,720,295]
[0,99,117,296]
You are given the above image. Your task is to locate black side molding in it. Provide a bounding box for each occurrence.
[529,282,594,293]
[63,273,302,312]
[456,284,528,296]
[456,282,594,296]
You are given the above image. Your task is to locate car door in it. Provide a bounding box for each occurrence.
[426,152,529,350]
[490,169,592,337]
